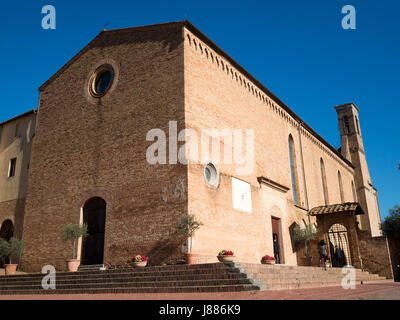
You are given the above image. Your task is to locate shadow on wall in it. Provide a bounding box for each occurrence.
[146,232,186,266]
[289,222,299,254]
[104,231,186,269]
[295,240,320,267]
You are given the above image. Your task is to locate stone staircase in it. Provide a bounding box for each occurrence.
[0,263,259,295]
[235,263,391,290]
[0,263,391,295]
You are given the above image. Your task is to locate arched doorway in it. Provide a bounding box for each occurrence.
[81,197,106,266]
[0,220,14,267]
[328,223,351,267]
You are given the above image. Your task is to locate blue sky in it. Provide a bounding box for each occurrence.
[0,0,399,220]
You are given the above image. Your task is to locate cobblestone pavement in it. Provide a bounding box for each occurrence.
[0,282,399,300]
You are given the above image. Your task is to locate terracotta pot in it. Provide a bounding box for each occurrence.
[185,253,198,265]
[66,259,80,272]
[5,264,18,275]
[217,255,235,263]
[261,259,276,265]
[132,261,147,268]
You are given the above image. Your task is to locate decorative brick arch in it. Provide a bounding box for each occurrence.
[0,219,14,241]
[310,203,365,269]
[77,189,114,209]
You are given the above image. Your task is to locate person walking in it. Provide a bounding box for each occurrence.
[318,239,328,269]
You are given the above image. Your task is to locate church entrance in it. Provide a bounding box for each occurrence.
[271,217,283,264]
[81,197,106,265]
[0,220,14,267]
[328,223,351,267]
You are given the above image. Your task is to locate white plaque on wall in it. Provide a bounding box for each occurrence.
[232,177,252,213]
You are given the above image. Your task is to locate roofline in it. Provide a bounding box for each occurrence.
[38,21,185,92]
[309,202,365,216]
[181,21,354,169]
[0,109,37,127]
[334,102,359,112]
[37,20,354,169]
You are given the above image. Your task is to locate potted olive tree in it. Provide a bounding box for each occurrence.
[293,224,318,266]
[176,214,203,265]
[61,223,88,272]
[0,237,23,275]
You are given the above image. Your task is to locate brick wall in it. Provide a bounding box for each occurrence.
[183,26,357,265]
[21,23,187,272]
[358,229,394,279]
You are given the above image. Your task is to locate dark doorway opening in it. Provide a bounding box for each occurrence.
[328,223,351,267]
[0,220,14,267]
[81,197,106,265]
[272,217,283,264]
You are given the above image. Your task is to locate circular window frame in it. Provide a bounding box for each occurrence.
[88,64,115,98]
[204,162,220,189]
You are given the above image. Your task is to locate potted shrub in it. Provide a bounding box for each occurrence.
[217,250,235,263]
[61,223,88,272]
[0,237,23,275]
[293,224,318,266]
[176,214,203,265]
[131,255,148,267]
[261,255,276,265]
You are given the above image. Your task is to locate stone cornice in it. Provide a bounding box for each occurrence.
[257,176,289,193]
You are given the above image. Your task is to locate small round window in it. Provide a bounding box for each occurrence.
[89,65,114,97]
[204,162,219,188]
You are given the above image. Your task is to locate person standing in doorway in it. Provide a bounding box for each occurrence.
[273,233,280,264]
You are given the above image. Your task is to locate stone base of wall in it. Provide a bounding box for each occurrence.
[358,230,394,279]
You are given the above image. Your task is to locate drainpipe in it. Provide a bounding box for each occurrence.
[298,121,310,223]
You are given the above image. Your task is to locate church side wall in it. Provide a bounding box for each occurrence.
[184,28,356,265]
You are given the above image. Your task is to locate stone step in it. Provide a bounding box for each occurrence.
[0,278,255,291]
[0,268,242,284]
[0,272,384,289]
[237,264,386,278]
[262,279,393,291]
[0,273,249,286]
[0,284,260,295]
[0,263,234,280]
[234,263,391,290]
[78,264,106,271]
[240,265,373,274]
[252,274,385,282]
[0,263,390,295]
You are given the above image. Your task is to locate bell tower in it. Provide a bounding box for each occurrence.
[335,103,382,237]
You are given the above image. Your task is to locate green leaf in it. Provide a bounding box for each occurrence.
[61,223,89,242]
[176,214,203,238]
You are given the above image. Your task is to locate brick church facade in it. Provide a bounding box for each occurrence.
[0,21,396,277]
